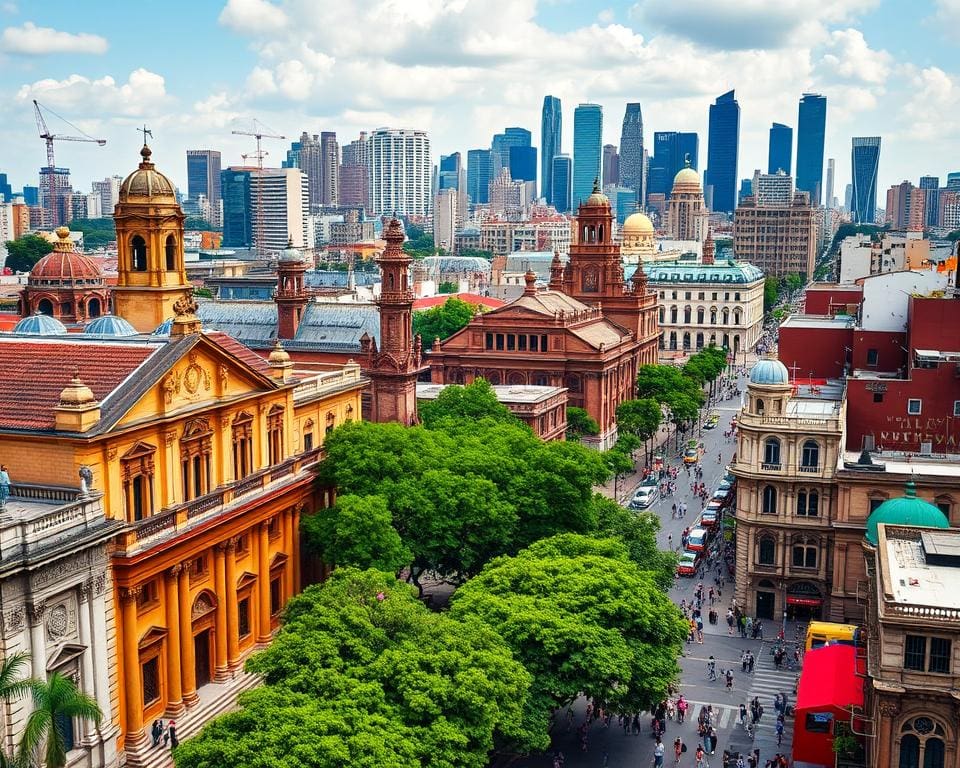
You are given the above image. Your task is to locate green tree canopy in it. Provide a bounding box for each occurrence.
[412,297,478,345]
[451,534,687,738]
[763,277,780,312]
[437,281,458,294]
[175,569,539,768]
[419,378,518,430]
[4,234,53,273]
[565,406,599,440]
[635,364,706,418]
[67,218,116,249]
[616,398,661,442]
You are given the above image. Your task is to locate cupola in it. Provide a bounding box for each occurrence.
[54,370,101,432]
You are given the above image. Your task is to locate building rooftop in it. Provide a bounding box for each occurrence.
[780,314,856,330]
[878,526,960,615]
[842,450,960,477]
[416,382,566,405]
[634,260,765,284]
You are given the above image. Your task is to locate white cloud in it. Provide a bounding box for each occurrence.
[597,8,614,23]
[16,68,169,116]
[818,28,891,85]
[218,0,287,34]
[932,0,960,26]
[1,3,18,15]
[0,21,108,55]
[898,66,960,141]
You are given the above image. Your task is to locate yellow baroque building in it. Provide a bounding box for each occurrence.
[0,144,364,768]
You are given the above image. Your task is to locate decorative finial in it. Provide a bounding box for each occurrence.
[904,478,917,498]
[592,177,601,194]
[684,153,691,168]
[173,293,199,318]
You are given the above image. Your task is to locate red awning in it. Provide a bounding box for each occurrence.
[787,597,822,607]
[795,644,864,712]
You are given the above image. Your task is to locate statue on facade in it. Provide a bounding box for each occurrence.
[79,465,94,495]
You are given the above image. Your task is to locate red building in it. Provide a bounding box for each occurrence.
[426,187,659,448]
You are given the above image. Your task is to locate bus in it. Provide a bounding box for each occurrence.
[804,621,862,652]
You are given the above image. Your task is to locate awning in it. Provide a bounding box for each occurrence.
[795,644,864,711]
[788,597,822,607]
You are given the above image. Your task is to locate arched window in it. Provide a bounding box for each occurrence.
[669,332,678,350]
[758,536,775,565]
[697,307,705,324]
[684,305,692,323]
[801,440,820,470]
[710,308,717,325]
[763,438,781,467]
[722,308,730,324]
[87,297,102,318]
[797,489,819,517]
[670,306,678,324]
[899,717,946,768]
[696,332,704,349]
[756,398,765,415]
[683,332,691,350]
[659,306,665,324]
[792,537,818,568]
[762,486,777,514]
[734,308,742,325]
[165,235,177,271]
[131,235,147,271]
[37,298,54,315]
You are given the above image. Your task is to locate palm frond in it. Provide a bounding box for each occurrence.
[0,653,33,703]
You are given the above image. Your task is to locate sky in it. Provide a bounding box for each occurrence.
[0,0,958,200]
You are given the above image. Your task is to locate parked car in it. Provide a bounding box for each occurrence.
[676,549,703,577]
[639,474,658,488]
[629,485,659,510]
[683,441,700,464]
[712,488,731,503]
[686,527,710,552]
[701,505,722,527]
[704,412,720,429]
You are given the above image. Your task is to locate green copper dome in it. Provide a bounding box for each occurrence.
[865,480,949,545]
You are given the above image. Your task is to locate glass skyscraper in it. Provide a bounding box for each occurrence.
[0,173,11,202]
[768,123,792,175]
[648,131,698,197]
[551,155,572,213]
[467,149,492,205]
[220,168,252,247]
[509,146,537,184]
[706,90,740,213]
[851,137,881,224]
[618,103,644,203]
[573,103,602,207]
[491,127,531,176]
[796,93,827,205]
[186,150,222,208]
[919,175,940,227]
[541,95,562,206]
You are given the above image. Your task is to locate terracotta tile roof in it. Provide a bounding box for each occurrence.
[204,330,274,377]
[413,293,506,311]
[0,338,158,431]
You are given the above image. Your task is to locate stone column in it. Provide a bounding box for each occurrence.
[876,699,898,768]
[212,545,228,680]
[88,573,118,767]
[76,585,98,745]
[283,509,295,595]
[292,503,302,594]
[177,564,197,705]
[164,565,183,714]
[119,587,145,745]
[257,522,271,643]
[27,602,46,681]
[224,538,239,671]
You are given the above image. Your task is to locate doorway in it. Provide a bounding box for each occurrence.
[756,591,775,620]
[194,629,211,688]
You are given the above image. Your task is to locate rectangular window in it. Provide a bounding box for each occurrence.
[804,712,833,734]
[485,333,493,350]
[267,516,280,540]
[495,334,504,351]
[270,577,282,616]
[904,635,926,671]
[142,656,160,706]
[238,597,251,639]
[541,335,548,352]
[685,292,691,300]
[236,534,249,555]
[698,292,705,300]
[303,432,314,452]
[869,498,884,513]
[866,348,878,366]
[518,334,527,351]
[136,580,158,610]
[193,555,207,578]
[929,637,951,674]
[873,392,884,403]
[506,334,515,351]
[954,401,960,417]
[907,399,922,415]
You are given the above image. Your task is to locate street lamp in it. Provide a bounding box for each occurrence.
[779,579,788,638]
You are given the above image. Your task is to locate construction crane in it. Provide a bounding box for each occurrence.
[33,100,106,228]
[232,119,285,258]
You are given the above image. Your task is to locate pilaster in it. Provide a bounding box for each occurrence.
[164,565,183,714]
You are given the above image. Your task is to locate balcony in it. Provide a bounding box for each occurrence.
[798,464,820,473]
[761,462,782,471]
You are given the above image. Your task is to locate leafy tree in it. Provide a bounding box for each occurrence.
[176,569,540,768]
[184,216,219,232]
[451,535,688,739]
[437,281,458,294]
[459,248,494,260]
[67,218,116,249]
[301,494,411,573]
[4,234,53,273]
[18,673,102,768]
[193,286,213,299]
[419,378,518,430]
[565,406,599,440]
[602,449,633,478]
[785,272,804,293]
[591,495,676,590]
[616,397,662,462]
[763,277,780,311]
[412,297,478,345]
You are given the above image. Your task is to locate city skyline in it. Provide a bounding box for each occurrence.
[0,1,957,199]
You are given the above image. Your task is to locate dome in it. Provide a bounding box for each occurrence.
[152,318,174,337]
[14,312,68,335]
[672,165,702,192]
[268,339,291,366]
[29,227,103,285]
[749,358,789,385]
[279,241,304,262]
[865,480,949,545]
[119,145,176,202]
[84,315,139,337]
[622,212,654,236]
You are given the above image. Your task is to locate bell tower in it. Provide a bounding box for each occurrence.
[275,242,308,339]
[365,218,424,425]
[112,142,193,332]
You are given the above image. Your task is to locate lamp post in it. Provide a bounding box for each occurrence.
[779,578,788,638]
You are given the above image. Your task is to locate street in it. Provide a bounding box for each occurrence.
[518,365,801,768]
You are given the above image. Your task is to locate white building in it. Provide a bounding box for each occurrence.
[839,231,931,284]
[249,168,310,251]
[434,189,457,251]
[91,177,121,218]
[752,170,795,207]
[369,128,432,217]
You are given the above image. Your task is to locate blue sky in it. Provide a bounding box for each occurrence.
[0,0,957,200]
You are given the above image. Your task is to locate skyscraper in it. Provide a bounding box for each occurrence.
[509,146,537,186]
[296,132,323,211]
[825,159,836,209]
[618,102,644,203]
[796,93,827,205]
[467,149,492,205]
[185,150,222,213]
[767,123,792,175]
[491,127,531,176]
[0,173,11,203]
[851,136,881,224]
[439,153,462,190]
[885,181,926,230]
[919,176,940,227]
[221,168,252,247]
[320,131,339,207]
[340,132,370,209]
[552,155,572,213]
[706,90,740,213]
[369,128,432,217]
[541,95,562,206]
[39,166,72,227]
[573,103,602,206]
[648,132,699,198]
[602,144,619,187]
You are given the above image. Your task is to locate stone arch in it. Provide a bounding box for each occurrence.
[37,297,54,315]
[86,297,102,318]
[131,235,147,271]
[507,370,527,386]
[165,234,177,271]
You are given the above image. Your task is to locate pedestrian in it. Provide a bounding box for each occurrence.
[725,669,734,694]
[654,736,665,767]
[741,650,748,672]
[677,695,688,724]
[739,703,747,727]
[151,719,163,748]
[775,718,784,746]
[708,725,718,754]
[695,744,707,768]
[0,464,9,507]
[726,609,735,636]
[674,737,684,766]
[168,721,178,750]
[748,651,755,673]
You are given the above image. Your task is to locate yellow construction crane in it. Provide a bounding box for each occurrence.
[33,100,106,228]
[232,119,285,258]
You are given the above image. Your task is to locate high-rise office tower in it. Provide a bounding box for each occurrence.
[320,131,339,207]
[751,170,794,207]
[491,127,531,176]
[797,93,827,205]
[552,155,572,213]
[648,132,699,198]
[734,192,817,277]
[509,146,537,188]
[0,173,11,202]
[221,167,309,250]
[221,168,253,247]
[541,95,562,206]
[851,137,881,224]
[919,176,940,227]
[467,149,492,205]
[885,181,926,230]
[369,128,432,217]
[618,102,644,203]
[38,166,72,227]
[281,138,301,169]
[91,176,122,217]
[603,144,619,187]
[825,159,836,209]
[297,132,323,210]
[947,172,960,189]
[439,153,461,191]
[573,103,602,206]
[186,150,222,212]
[767,123,792,175]
[434,188,457,251]
[22,186,39,206]
[340,132,370,209]
[706,90,740,214]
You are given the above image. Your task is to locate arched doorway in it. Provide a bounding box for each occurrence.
[38,298,54,315]
[87,297,102,318]
[191,591,218,688]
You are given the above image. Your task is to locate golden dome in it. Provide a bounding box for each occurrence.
[622,211,654,236]
[672,165,702,193]
[119,144,176,202]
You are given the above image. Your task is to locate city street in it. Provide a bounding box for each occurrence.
[519,365,801,768]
